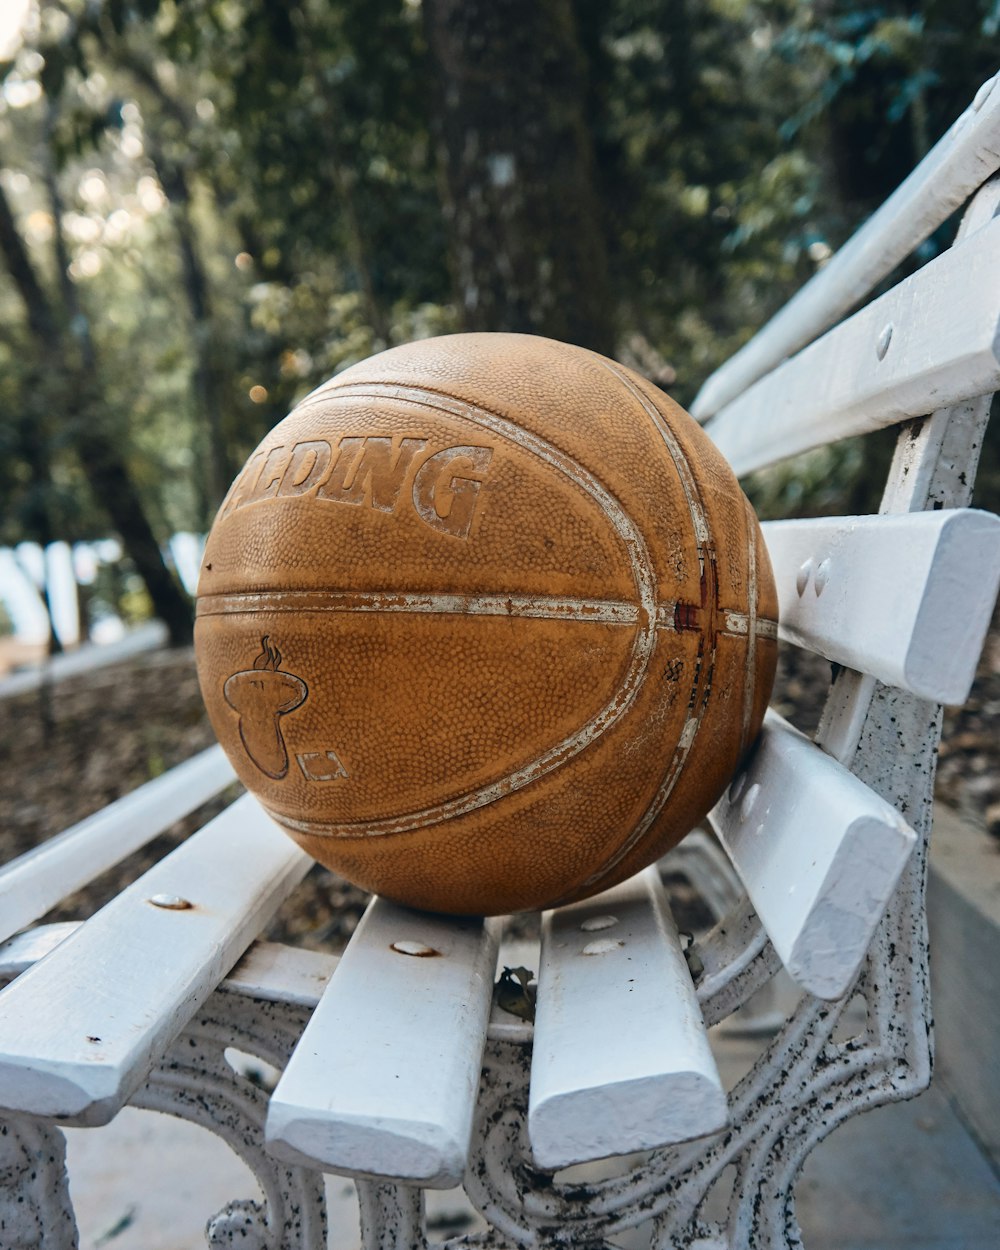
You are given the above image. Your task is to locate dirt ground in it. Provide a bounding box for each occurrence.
[1,617,998,952]
[0,646,370,951]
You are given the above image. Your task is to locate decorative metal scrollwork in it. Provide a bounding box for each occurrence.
[134,992,328,1250]
[0,1114,77,1250]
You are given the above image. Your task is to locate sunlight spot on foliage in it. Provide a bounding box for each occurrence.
[137,177,166,214]
[608,30,664,62]
[248,386,268,404]
[0,0,30,60]
[63,212,102,244]
[79,72,109,107]
[679,185,709,217]
[105,210,134,245]
[2,170,30,195]
[121,130,144,160]
[751,26,773,52]
[3,77,41,109]
[281,349,313,378]
[79,170,109,207]
[234,252,254,272]
[487,154,515,188]
[70,250,103,280]
[24,209,52,244]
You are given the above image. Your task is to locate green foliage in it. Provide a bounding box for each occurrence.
[0,0,998,581]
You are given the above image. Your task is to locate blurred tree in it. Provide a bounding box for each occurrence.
[2,0,999,656]
[0,125,194,644]
[423,0,614,354]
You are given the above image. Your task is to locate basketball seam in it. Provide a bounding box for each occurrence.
[196,589,776,637]
[559,361,721,899]
[742,495,759,756]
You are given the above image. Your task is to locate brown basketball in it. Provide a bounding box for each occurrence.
[194,333,777,915]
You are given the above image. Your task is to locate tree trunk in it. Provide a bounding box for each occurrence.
[148,144,233,521]
[109,45,239,520]
[422,0,615,356]
[73,430,195,644]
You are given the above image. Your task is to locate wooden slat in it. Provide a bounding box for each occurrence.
[762,508,1000,704]
[709,711,917,1001]
[528,867,727,1170]
[0,745,237,946]
[0,923,337,1012]
[0,794,310,1125]
[222,940,336,1009]
[0,621,170,698]
[0,923,80,979]
[265,899,500,1188]
[702,215,1000,477]
[691,71,1000,421]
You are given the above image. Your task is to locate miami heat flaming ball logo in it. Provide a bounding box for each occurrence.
[223,636,307,779]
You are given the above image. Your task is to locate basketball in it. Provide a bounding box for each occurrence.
[194,333,777,915]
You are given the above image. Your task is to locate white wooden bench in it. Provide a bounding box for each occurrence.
[3,70,1000,1250]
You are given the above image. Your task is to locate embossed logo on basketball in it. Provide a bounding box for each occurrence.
[194,333,777,915]
[219,435,494,540]
[222,636,307,779]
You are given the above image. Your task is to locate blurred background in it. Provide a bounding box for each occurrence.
[2,0,1000,663]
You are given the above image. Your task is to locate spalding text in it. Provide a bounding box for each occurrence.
[219,436,493,540]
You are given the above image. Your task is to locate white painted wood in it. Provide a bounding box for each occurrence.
[0,921,336,1011]
[0,745,237,946]
[814,174,1000,768]
[0,794,310,1125]
[0,620,169,698]
[528,866,727,1170]
[265,899,500,1188]
[710,711,917,1000]
[763,508,1000,703]
[691,71,1000,421]
[222,940,337,1009]
[0,922,80,978]
[703,216,1000,476]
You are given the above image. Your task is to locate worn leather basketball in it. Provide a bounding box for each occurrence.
[194,333,777,915]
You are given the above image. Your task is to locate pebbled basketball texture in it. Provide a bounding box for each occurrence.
[194,333,777,915]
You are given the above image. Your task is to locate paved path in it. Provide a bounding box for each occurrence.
[715,1030,1000,1250]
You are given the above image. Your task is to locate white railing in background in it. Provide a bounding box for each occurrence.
[0,533,204,650]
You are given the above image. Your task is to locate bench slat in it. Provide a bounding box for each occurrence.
[709,711,917,1001]
[265,899,500,1188]
[0,794,310,1125]
[0,922,80,979]
[762,509,1000,704]
[692,72,1000,420]
[0,923,337,1010]
[0,745,236,946]
[528,866,727,1170]
[703,216,1000,477]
